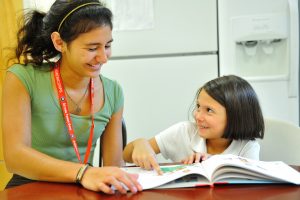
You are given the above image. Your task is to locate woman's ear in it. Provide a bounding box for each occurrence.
[51,32,65,52]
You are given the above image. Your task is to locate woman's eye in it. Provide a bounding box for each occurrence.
[88,48,97,52]
[105,45,111,49]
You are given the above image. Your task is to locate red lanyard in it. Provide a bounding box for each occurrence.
[53,61,95,164]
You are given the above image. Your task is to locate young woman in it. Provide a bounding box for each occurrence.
[123,75,265,174]
[3,0,142,194]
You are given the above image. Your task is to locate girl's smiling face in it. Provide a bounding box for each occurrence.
[194,89,227,140]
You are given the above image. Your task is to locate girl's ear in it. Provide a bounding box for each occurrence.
[51,32,65,52]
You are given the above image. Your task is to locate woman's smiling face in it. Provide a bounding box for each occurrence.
[61,25,113,78]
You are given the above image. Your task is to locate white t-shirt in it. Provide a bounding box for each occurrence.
[155,121,260,162]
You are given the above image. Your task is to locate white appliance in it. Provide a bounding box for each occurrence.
[102,0,218,161]
[218,0,299,125]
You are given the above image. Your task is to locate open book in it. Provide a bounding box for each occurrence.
[122,154,300,190]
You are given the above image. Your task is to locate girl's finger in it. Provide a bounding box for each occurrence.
[194,153,202,163]
[188,154,194,164]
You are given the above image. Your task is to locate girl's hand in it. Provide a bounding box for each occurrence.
[80,166,143,194]
[181,153,210,164]
[131,139,163,175]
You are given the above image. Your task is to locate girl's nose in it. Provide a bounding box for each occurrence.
[195,109,204,121]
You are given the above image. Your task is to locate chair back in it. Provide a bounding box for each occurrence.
[259,118,300,165]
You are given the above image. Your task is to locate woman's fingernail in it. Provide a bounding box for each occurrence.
[132,186,137,193]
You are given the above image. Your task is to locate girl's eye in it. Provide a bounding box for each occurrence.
[196,103,200,108]
[207,108,213,113]
[105,45,111,49]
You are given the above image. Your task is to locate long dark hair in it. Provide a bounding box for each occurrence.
[14,0,112,67]
[194,75,264,140]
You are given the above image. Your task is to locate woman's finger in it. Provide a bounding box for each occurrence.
[126,173,143,191]
[107,176,127,194]
[115,173,141,193]
[97,182,115,194]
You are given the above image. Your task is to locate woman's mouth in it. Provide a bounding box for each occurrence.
[87,64,101,70]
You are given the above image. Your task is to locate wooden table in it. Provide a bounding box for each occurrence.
[1,166,300,200]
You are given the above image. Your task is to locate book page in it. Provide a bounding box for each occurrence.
[122,163,210,189]
[201,154,300,184]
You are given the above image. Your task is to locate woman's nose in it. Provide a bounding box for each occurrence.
[95,48,108,64]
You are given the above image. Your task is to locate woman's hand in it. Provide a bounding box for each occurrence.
[181,153,210,164]
[80,166,142,194]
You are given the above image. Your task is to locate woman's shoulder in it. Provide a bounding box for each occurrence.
[100,74,124,113]
[100,74,121,88]
[100,74,114,83]
[100,74,123,97]
[8,63,51,75]
[7,63,52,97]
[9,63,33,72]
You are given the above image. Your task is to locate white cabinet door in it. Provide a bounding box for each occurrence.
[23,0,218,56]
[111,0,217,57]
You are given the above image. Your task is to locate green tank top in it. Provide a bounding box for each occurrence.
[8,64,124,163]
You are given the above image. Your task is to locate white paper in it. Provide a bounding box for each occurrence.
[23,0,55,11]
[105,0,155,31]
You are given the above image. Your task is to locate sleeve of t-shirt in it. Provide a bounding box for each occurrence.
[102,75,124,114]
[112,80,124,114]
[239,140,260,160]
[155,121,193,161]
[8,64,35,98]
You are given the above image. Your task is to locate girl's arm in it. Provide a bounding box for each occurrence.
[123,137,162,174]
[2,72,141,194]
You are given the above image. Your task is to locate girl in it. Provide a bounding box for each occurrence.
[123,75,265,174]
[3,0,142,194]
